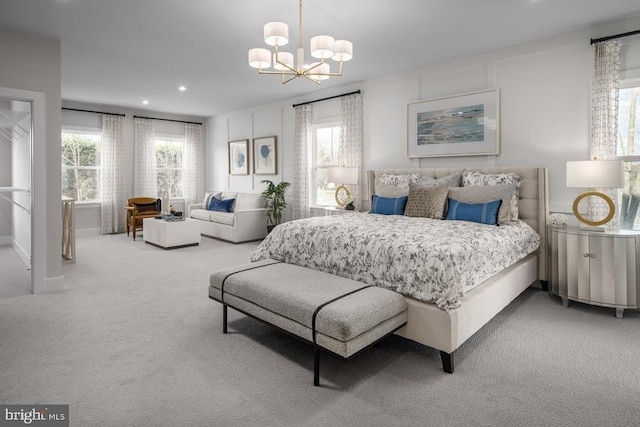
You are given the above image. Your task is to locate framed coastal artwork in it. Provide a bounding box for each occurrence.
[228,140,249,175]
[253,136,277,175]
[407,89,499,158]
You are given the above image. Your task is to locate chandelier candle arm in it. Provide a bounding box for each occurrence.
[248,0,353,84]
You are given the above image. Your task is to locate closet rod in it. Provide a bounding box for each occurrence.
[590,29,640,45]
[133,115,202,125]
[62,107,125,117]
[292,90,361,108]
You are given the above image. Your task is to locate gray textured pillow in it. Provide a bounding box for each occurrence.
[375,173,421,197]
[447,184,518,224]
[404,184,449,219]
[416,172,462,188]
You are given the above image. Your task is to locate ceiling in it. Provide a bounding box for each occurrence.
[1,0,640,118]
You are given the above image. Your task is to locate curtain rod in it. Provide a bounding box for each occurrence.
[133,115,202,125]
[591,29,640,45]
[62,107,125,117]
[292,90,361,108]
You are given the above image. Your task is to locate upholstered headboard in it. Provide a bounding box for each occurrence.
[366,167,549,282]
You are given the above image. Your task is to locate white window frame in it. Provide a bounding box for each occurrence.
[61,127,102,206]
[616,74,640,229]
[155,135,185,200]
[311,122,341,207]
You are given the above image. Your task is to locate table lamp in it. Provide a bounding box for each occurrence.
[566,159,624,230]
[328,166,358,207]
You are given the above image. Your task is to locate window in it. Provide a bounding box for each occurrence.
[312,124,341,206]
[156,137,184,198]
[617,80,640,229]
[61,131,101,203]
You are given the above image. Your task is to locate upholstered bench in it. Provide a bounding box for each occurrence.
[209,259,408,386]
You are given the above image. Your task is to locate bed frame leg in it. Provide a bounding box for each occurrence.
[313,347,320,386]
[440,351,454,374]
[223,304,228,334]
[540,280,548,292]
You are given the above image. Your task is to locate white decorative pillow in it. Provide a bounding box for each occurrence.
[376,173,421,198]
[202,192,220,209]
[462,171,520,220]
[447,184,518,224]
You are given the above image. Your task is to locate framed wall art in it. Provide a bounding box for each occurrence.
[253,136,277,175]
[228,140,249,175]
[407,89,499,158]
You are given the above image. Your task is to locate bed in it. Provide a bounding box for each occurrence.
[251,166,549,372]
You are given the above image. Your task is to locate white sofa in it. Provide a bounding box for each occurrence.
[187,191,268,243]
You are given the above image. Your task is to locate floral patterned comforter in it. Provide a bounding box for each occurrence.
[251,213,540,310]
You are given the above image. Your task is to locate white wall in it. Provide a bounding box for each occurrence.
[62,102,206,234]
[0,28,62,293]
[208,16,640,216]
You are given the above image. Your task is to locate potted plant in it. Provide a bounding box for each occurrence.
[261,179,291,233]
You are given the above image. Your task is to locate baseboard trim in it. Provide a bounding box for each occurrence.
[33,275,64,294]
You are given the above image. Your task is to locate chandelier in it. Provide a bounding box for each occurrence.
[248,0,353,84]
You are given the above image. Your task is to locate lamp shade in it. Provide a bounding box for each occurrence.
[566,160,624,188]
[332,40,353,61]
[248,48,271,69]
[273,51,294,71]
[264,22,289,46]
[328,167,358,185]
[310,35,335,59]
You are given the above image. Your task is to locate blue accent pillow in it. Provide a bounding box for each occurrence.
[445,198,502,226]
[208,197,235,212]
[370,195,408,215]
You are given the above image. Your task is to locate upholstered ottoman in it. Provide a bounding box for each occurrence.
[209,259,408,386]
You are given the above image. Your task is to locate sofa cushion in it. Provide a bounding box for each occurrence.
[190,209,213,221]
[208,211,234,226]
[202,192,221,209]
[234,192,265,211]
[208,197,235,212]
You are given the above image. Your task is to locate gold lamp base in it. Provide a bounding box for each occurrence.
[334,184,351,207]
[572,191,615,230]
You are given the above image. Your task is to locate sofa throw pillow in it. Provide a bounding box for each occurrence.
[208,196,235,213]
[462,171,520,220]
[415,172,462,188]
[445,198,502,226]
[447,184,518,224]
[370,195,408,215]
[404,184,449,219]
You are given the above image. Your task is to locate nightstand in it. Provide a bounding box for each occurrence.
[549,226,640,318]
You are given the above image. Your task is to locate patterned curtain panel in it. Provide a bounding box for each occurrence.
[183,123,204,206]
[292,104,313,219]
[100,114,125,234]
[133,117,158,197]
[339,93,364,210]
[590,40,622,227]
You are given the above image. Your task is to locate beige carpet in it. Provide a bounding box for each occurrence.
[0,233,639,426]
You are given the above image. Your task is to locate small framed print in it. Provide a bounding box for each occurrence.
[228,140,249,175]
[253,136,277,175]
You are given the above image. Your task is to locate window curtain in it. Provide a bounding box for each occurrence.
[183,123,204,206]
[133,117,157,197]
[100,114,126,234]
[590,40,622,228]
[339,93,364,210]
[292,104,313,219]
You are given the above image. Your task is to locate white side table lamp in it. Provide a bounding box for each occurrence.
[327,166,358,207]
[566,159,624,230]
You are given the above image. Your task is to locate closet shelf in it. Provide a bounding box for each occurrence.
[0,187,31,213]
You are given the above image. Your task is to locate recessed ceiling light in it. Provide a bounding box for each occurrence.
[178,85,187,92]
[142,100,149,105]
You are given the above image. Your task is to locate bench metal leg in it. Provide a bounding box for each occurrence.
[440,350,454,374]
[314,347,320,386]
[223,304,228,334]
